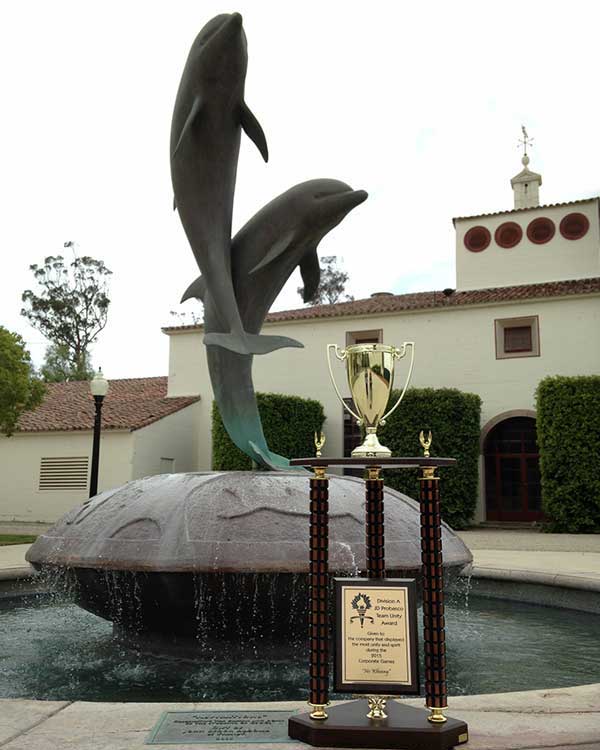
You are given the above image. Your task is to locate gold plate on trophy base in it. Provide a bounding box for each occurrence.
[288,700,468,749]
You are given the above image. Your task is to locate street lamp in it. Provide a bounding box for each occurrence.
[89,368,109,498]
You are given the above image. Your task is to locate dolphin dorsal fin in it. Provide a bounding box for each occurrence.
[240,102,268,162]
[299,245,321,303]
[172,96,202,158]
[181,275,206,303]
[249,230,296,274]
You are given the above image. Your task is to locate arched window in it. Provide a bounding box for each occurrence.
[484,417,542,522]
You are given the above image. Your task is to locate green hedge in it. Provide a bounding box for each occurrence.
[212,393,325,470]
[536,375,600,532]
[378,388,481,529]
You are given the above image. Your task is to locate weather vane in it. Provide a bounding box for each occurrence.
[518,125,534,157]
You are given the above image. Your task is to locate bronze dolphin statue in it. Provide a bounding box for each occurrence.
[182,179,368,468]
[170,13,301,357]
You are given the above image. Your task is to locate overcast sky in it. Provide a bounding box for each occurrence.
[1,1,599,379]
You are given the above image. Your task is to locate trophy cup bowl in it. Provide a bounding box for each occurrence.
[327,342,415,458]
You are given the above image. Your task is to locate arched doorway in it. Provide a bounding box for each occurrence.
[484,416,543,522]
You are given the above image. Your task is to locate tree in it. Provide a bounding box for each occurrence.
[168,310,202,326]
[40,343,93,383]
[298,255,354,305]
[0,327,45,436]
[21,249,111,381]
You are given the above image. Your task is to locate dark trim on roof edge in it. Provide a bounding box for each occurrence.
[162,277,600,332]
[452,196,599,225]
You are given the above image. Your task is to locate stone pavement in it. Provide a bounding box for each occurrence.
[457,531,600,592]
[0,544,33,580]
[0,522,50,536]
[458,530,600,553]
[1,685,599,750]
[3,531,600,587]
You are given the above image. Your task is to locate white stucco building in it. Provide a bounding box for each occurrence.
[0,378,199,522]
[3,154,599,524]
[163,155,600,525]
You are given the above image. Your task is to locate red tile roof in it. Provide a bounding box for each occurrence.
[162,277,600,331]
[17,376,199,433]
[452,196,598,223]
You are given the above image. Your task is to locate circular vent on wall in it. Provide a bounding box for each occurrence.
[464,226,491,252]
[495,222,523,249]
[559,212,589,240]
[527,217,555,245]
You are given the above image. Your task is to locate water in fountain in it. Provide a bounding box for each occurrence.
[2,587,600,702]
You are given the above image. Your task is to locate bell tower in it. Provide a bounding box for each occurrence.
[510,126,542,209]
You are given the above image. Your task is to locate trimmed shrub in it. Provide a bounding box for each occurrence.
[536,375,600,532]
[212,393,325,470]
[378,388,481,529]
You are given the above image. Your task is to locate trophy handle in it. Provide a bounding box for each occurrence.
[327,344,363,425]
[380,342,415,425]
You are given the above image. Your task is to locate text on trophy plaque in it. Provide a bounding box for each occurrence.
[334,578,419,694]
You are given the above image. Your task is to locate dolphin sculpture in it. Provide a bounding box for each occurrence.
[170,13,300,357]
[182,179,368,468]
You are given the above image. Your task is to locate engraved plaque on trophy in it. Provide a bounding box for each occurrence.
[334,578,419,696]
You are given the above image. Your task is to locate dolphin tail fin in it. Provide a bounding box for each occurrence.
[181,275,206,303]
[249,441,288,470]
[248,441,298,472]
[249,443,309,473]
[240,102,268,162]
[204,331,304,355]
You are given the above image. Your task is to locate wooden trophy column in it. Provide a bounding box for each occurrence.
[308,467,330,719]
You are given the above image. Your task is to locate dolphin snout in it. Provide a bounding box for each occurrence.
[350,189,368,206]
[336,188,368,211]
[228,12,243,28]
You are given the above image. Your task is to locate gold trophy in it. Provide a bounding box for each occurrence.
[327,342,415,457]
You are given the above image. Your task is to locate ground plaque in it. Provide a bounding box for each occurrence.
[147,710,296,745]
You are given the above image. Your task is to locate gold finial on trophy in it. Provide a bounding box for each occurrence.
[366,695,388,720]
[314,431,326,458]
[419,430,432,458]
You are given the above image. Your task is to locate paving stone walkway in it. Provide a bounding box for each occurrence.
[1,686,599,750]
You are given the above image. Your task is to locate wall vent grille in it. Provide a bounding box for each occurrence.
[39,456,89,491]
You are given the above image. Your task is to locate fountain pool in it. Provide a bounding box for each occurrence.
[2,590,599,703]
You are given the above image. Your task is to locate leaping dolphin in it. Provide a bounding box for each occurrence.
[182,180,368,469]
[170,13,301,356]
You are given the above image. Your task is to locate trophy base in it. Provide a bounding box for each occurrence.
[351,429,391,458]
[288,700,468,749]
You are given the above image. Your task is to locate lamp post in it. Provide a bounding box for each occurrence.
[89,368,109,498]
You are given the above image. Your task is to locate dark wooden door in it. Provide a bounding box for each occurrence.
[484,417,543,522]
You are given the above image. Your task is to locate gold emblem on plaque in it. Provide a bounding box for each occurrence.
[327,342,415,457]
